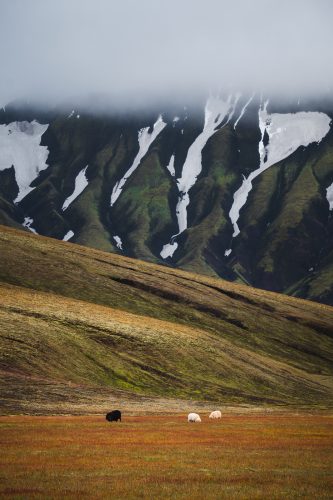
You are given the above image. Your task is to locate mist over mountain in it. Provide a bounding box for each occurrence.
[0,0,332,110]
[0,0,333,305]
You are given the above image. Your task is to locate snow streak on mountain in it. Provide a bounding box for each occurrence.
[62,166,89,211]
[161,95,239,259]
[110,116,166,207]
[0,121,49,202]
[0,94,332,304]
[229,103,331,238]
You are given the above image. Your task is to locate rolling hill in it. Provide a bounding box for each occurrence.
[0,224,332,414]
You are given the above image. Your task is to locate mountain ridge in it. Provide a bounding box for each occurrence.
[0,95,333,304]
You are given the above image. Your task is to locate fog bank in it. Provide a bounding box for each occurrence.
[0,0,332,109]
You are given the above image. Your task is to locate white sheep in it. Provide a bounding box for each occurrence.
[188,412,201,423]
[209,410,222,419]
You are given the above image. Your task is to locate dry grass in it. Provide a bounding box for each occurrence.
[0,413,332,499]
[0,225,333,410]
[1,280,333,412]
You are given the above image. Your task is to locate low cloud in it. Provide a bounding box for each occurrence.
[0,0,332,109]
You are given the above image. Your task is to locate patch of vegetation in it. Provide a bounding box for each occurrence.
[111,148,175,261]
[0,225,332,412]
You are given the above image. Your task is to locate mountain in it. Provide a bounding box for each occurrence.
[0,94,333,304]
[0,225,333,413]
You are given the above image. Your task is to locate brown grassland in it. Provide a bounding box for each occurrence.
[1,413,333,499]
[1,225,333,411]
[1,226,333,498]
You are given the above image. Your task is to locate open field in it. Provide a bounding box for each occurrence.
[0,413,332,499]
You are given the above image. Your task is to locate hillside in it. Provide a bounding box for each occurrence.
[0,225,333,413]
[0,97,333,305]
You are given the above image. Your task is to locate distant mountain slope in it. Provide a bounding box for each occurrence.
[0,225,332,412]
[0,95,332,306]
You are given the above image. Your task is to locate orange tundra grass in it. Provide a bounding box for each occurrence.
[0,413,332,499]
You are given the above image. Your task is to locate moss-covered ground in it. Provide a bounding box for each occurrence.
[0,225,332,412]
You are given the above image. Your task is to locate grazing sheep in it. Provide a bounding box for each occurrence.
[106,410,121,422]
[209,410,222,419]
[188,412,201,423]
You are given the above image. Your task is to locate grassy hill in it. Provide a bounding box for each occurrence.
[0,225,332,413]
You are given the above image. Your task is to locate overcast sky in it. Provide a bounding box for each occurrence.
[0,0,332,109]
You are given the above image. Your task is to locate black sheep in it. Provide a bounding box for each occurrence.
[106,410,121,422]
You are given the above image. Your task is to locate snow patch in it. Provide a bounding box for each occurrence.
[177,97,231,192]
[63,230,74,241]
[175,96,232,230]
[113,235,123,250]
[165,154,175,177]
[0,121,49,203]
[326,182,333,210]
[229,105,331,237]
[225,93,241,126]
[62,166,89,211]
[110,115,166,206]
[160,241,178,259]
[23,216,37,234]
[234,93,255,129]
